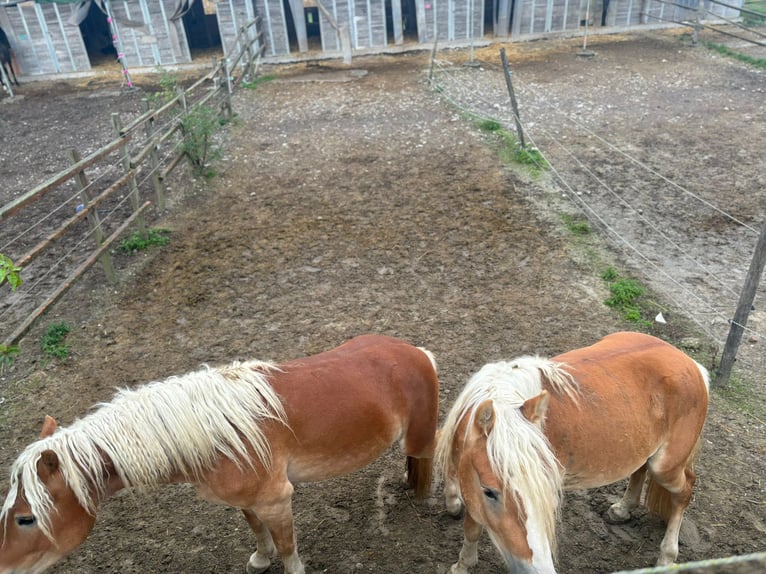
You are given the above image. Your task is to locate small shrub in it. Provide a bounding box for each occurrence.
[42,322,71,360]
[119,228,171,254]
[179,105,223,177]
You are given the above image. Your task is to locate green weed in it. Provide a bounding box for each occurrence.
[119,228,171,254]
[561,213,591,236]
[242,75,276,89]
[0,344,19,372]
[42,322,71,361]
[702,41,766,71]
[0,254,22,291]
[602,269,651,326]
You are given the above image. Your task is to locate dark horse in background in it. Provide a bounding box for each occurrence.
[0,26,20,88]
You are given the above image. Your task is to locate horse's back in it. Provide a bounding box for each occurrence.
[547,332,708,489]
[269,334,440,482]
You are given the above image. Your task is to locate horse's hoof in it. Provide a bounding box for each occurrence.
[605,504,631,524]
[445,497,464,517]
[246,552,272,574]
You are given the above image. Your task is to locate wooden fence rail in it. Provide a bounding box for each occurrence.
[0,18,263,350]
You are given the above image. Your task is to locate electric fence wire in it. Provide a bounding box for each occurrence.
[429,58,766,350]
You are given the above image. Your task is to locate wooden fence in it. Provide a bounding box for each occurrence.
[0,18,264,350]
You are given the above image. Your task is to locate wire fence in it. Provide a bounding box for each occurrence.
[428,34,766,375]
[0,17,265,350]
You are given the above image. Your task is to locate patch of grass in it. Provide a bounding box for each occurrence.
[0,344,20,372]
[714,372,766,419]
[602,268,651,326]
[743,0,766,26]
[702,40,766,71]
[42,322,71,361]
[561,213,591,236]
[476,118,503,132]
[242,74,276,89]
[119,228,171,254]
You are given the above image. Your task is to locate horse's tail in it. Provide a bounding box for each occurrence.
[406,455,434,498]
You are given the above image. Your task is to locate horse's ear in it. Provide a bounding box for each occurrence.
[475,400,496,437]
[40,415,58,437]
[36,450,60,478]
[521,390,550,426]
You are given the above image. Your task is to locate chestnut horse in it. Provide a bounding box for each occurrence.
[0,334,440,574]
[436,331,709,574]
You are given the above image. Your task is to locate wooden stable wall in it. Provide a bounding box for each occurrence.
[1,0,748,76]
[0,2,90,75]
[415,0,483,43]
[105,0,191,68]
[509,0,743,38]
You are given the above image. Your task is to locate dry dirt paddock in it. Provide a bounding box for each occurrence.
[0,29,764,574]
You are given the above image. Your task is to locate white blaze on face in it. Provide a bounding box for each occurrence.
[522,493,556,574]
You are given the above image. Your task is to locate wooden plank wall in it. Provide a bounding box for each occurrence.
[108,0,191,68]
[415,0,483,43]
[217,0,257,56]
[254,0,291,55]
[0,3,89,76]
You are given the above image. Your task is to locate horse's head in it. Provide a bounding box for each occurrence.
[0,417,97,574]
[457,393,559,574]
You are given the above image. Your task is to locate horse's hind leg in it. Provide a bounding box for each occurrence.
[606,462,648,523]
[646,451,698,566]
[242,509,277,573]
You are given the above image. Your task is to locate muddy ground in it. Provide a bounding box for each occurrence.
[1,29,765,573]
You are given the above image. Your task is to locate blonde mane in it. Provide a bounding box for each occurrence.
[1,360,288,541]
[435,356,579,553]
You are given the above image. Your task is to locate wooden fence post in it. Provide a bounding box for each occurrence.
[67,149,117,284]
[111,112,145,236]
[500,48,525,149]
[141,98,166,212]
[715,220,766,387]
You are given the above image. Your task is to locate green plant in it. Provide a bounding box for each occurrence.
[242,74,276,89]
[118,228,171,253]
[702,41,766,71]
[42,322,71,360]
[742,0,766,26]
[476,118,502,132]
[602,269,651,326]
[0,344,20,372]
[147,69,179,106]
[561,213,591,236]
[0,254,22,291]
[601,266,618,282]
[179,105,223,177]
[513,146,547,170]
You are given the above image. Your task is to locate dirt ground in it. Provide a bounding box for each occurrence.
[1,29,765,574]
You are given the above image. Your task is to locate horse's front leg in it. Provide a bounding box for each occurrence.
[444,470,464,516]
[242,509,277,573]
[247,481,305,574]
[450,512,483,574]
[607,463,648,523]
